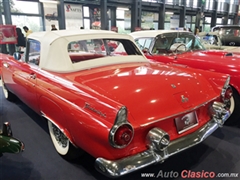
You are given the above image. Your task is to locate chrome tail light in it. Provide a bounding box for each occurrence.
[221,76,232,102]
[221,85,233,102]
[109,107,134,148]
[146,128,170,151]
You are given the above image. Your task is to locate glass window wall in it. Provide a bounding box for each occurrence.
[11,0,39,14]
[83,6,90,29]
[116,9,131,34]
[12,15,43,32]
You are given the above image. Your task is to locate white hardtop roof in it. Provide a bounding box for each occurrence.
[198,31,219,37]
[130,30,192,39]
[26,30,147,73]
[28,29,135,44]
[213,25,240,28]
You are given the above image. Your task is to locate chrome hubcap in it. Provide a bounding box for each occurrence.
[52,124,68,148]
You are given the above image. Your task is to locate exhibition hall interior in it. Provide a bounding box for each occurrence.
[0,0,240,180]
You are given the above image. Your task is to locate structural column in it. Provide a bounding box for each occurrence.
[233,6,239,25]
[195,0,203,32]
[131,0,142,32]
[39,2,46,31]
[222,3,229,25]
[57,0,66,30]
[110,7,116,27]
[100,0,108,30]
[2,0,15,55]
[158,0,165,30]
[210,0,218,28]
[179,0,186,28]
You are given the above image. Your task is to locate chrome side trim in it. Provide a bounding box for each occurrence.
[95,116,228,178]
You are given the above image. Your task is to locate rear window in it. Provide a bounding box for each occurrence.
[213,27,240,37]
[67,38,142,64]
[27,39,41,66]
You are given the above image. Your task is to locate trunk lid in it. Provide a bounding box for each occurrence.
[67,62,219,125]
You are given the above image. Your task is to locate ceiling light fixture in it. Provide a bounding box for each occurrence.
[39,0,58,4]
[117,7,129,11]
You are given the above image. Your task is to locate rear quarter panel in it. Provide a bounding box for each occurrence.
[35,71,133,159]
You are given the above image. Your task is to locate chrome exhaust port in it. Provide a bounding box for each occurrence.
[146,128,170,152]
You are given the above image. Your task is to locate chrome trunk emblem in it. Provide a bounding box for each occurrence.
[84,102,106,118]
[181,95,189,103]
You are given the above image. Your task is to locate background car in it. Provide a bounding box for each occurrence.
[212,25,240,47]
[0,122,24,156]
[0,30,231,177]
[198,31,240,53]
[130,30,240,124]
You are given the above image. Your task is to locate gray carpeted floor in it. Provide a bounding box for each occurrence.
[0,89,239,180]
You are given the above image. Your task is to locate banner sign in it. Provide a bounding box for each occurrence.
[0,25,17,44]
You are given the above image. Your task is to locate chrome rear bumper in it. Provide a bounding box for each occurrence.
[95,103,230,178]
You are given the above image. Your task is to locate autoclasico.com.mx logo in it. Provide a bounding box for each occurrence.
[141,170,239,178]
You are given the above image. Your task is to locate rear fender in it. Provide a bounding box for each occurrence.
[198,70,229,93]
[39,96,75,146]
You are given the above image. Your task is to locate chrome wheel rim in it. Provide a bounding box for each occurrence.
[48,121,69,155]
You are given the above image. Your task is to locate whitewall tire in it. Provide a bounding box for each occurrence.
[225,88,240,125]
[48,120,83,160]
[1,78,16,101]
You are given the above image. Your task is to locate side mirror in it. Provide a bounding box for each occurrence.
[142,48,149,54]
[13,52,22,61]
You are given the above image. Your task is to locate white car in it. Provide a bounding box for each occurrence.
[198,31,240,52]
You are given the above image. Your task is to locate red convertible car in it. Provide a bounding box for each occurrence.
[130,30,240,123]
[0,30,231,177]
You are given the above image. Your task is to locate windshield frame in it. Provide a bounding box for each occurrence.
[149,32,206,54]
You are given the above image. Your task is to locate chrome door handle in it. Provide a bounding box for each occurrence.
[30,74,36,79]
[3,63,9,68]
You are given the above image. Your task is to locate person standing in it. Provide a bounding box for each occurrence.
[23,26,33,37]
[194,27,199,36]
[16,27,26,51]
[51,24,58,31]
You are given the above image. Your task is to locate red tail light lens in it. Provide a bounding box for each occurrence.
[114,124,133,147]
